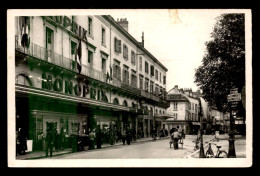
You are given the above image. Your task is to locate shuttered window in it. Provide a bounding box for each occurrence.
[155,70,158,80]
[150,81,154,93]
[150,65,154,76]
[123,44,128,60]
[145,61,149,74]
[114,37,122,53]
[131,51,135,65]
[139,76,143,90]
[113,64,121,81]
[139,57,142,71]
[131,74,137,87]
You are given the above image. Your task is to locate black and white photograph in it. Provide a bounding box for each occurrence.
[7,9,252,167]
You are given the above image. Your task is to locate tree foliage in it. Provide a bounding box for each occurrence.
[194,14,245,112]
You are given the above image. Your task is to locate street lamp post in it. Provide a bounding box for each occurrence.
[227,87,240,158]
[228,109,236,157]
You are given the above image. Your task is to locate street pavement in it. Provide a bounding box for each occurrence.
[40,135,218,159]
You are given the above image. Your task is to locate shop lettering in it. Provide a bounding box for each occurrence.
[46,16,88,41]
[42,73,89,97]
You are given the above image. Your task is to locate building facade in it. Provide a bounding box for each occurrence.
[165,85,200,134]
[15,15,169,151]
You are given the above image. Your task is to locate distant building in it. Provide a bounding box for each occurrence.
[165,85,200,134]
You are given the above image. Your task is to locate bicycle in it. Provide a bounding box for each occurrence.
[205,142,228,158]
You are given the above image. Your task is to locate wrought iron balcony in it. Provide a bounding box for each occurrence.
[121,82,141,95]
[140,90,159,102]
[15,39,116,87]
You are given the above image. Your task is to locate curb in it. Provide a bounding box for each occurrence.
[20,137,170,160]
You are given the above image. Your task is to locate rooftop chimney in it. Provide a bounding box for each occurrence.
[117,18,129,32]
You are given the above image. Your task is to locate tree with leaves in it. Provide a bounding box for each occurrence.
[194,14,245,113]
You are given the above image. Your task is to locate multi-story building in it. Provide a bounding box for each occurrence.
[166,85,200,134]
[15,15,169,151]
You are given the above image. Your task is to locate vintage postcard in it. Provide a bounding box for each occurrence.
[7,9,252,167]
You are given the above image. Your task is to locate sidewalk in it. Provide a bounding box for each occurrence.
[190,134,246,158]
[16,136,170,160]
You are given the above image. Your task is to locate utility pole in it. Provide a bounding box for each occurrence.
[199,97,205,158]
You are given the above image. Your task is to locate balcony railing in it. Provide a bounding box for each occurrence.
[15,40,110,85]
[121,82,141,95]
[140,90,160,102]
[15,39,166,104]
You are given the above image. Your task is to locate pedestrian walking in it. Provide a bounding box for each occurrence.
[121,129,126,145]
[17,128,27,155]
[71,133,77,153]
[170,128,174,135]
[89,129,96,150]
[45,123,54,157]
[59,128,66,151]
[53,128,59,152]
[96,127,103,149]
[181,129,185,139]
[109,129,115,145]
[172,129,181,150]
[126,129,131,145]
[151,128,157,141]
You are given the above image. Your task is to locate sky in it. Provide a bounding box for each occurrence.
[109,9,227,92]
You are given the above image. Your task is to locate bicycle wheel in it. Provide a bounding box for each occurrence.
[217,151,228,158]
[206,149,214,158]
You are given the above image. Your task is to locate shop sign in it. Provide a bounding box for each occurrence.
[46,16,88,41]
[42,72,89,97]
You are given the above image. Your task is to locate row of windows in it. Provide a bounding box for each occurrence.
[76,16,165,86]
[189,102,198,111]
[114,37,136,66]
[113,37,165,85]
[45,21,165,88]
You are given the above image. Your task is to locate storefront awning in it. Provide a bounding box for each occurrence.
[16,85,130,112]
